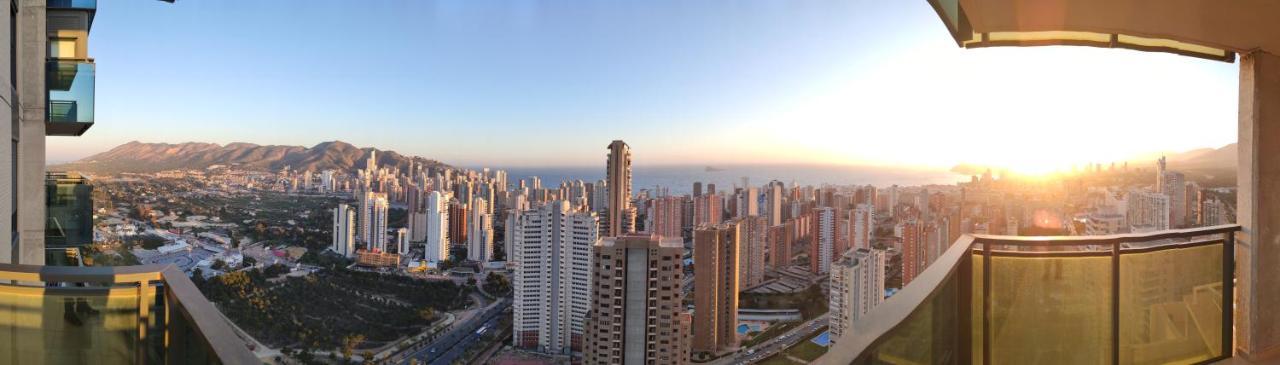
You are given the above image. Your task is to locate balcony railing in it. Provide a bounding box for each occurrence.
[46,59,95,136]
[0,264,260,364]
[816,224,1240,365]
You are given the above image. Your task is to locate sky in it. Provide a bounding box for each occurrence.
[47,1,1240,172]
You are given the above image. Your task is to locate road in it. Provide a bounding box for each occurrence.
[709,314,829,365]
[399,298,510,365]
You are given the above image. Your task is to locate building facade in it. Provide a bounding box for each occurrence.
[583,235,689,365]
[512,201,598,354]
[605,140,633,237]
[829,248,886,344]
[693,223,740,355]
[332,204,356,258]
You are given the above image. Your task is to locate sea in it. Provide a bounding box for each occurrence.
[490,164,968,195]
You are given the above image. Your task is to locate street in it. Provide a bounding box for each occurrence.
[709,314,829,365]
[398,298,510,365]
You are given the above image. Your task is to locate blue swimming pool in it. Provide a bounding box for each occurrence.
[811,331,831,347]
[737,324,750,334]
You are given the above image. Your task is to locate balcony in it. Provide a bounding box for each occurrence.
[46,172,93,251]
[0,264,259,364]
[47,0,97,30]
[46,59,95,136]
[816,224,1240,365]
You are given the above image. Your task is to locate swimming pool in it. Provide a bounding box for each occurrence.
[811,331,831,347]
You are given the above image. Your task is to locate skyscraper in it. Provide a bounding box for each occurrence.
[513,201,599,354]
[359,192,389,252]
[766,180,784,226]
[605,140,633,237]
[332,204,356,258]
[738,216,768,289]
[1128,189,1171,232]
[694,193,723,227]
[901,220,924,285]
[396,227,409,255]
[647,195,685,239]
[810,207,841,274]
[694,223,740,355]
[737,186,759,218]
[584,235,689,365]
[424,191,451,262]
[829,248,886,345]
[851,203,875,251]
[1162,171,1187,228]
[468,198,494,262]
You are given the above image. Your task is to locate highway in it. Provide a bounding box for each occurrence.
[400,299,509,365]
[710,314,829,365]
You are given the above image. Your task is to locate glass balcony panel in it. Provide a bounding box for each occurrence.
[0,287,143,364]
[47,0,97,10]
[46,172,94,249]
[989,254,1111,364]
[856,269,959,364]
[46,60,95,135]
[1119,243,1224,365]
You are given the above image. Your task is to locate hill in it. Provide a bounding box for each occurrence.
[52,140,449,174]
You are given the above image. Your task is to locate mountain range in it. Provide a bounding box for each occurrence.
[951,143,1237,176]
[52,141,450,174]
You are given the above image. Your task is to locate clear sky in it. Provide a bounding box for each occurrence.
[47,1,1239,172]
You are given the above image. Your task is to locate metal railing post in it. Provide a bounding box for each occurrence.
[1224,231,1236,358]
[1111,241,1121,365]
[982,241,991,365]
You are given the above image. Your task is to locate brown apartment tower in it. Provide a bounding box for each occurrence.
[693,222,741,355]
[583,235,690,365]
[605,140,634,237]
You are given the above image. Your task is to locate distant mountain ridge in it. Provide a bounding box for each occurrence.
[53,140,450,174]
[950,143,1238,176]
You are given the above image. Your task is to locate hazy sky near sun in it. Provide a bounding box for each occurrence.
[47,1,1239,171]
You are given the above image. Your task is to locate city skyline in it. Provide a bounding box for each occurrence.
[46,1,1236,172]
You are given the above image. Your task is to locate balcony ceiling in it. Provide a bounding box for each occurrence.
[932,0,1280,61]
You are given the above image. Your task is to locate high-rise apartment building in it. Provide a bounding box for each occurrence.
[512,201,599,354]
[605,140,633,237]
[424,191,451,262]
[448,201,468,246]
[694,223,740,355]
[901,220,924,286]
[765,181,785,225]
[332,204,356,258]
[583,235,689,365]
[1128,189,1171,232]
[694,193,723,227]
[829,248,886,344]
[810,207,842,274]
[360,191,389,252]
[396,227,409,255]
[468,198,493,262]
[1162,171,1187,228]
[737,186,759,218]
[768,222,793,269]
[647,195,685,239]
[851,203,874,251]
[738,216,767,288]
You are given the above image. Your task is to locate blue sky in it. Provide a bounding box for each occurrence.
[48,1,1239,170]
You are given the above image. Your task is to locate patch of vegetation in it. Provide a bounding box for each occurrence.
[193,267,469,351]
[782,328,829,362]
[739,283,828,320]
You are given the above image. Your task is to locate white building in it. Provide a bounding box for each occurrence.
[359,191,389,252]
[850,203,874,251]
[1128,189,1171,232]
[468,198,494,262]
[829,248,886,344]
[396,227,409,255]
[332,204,356,258]
[512,201,598,355]
[424,191,451,262]
[815,207,838,274]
